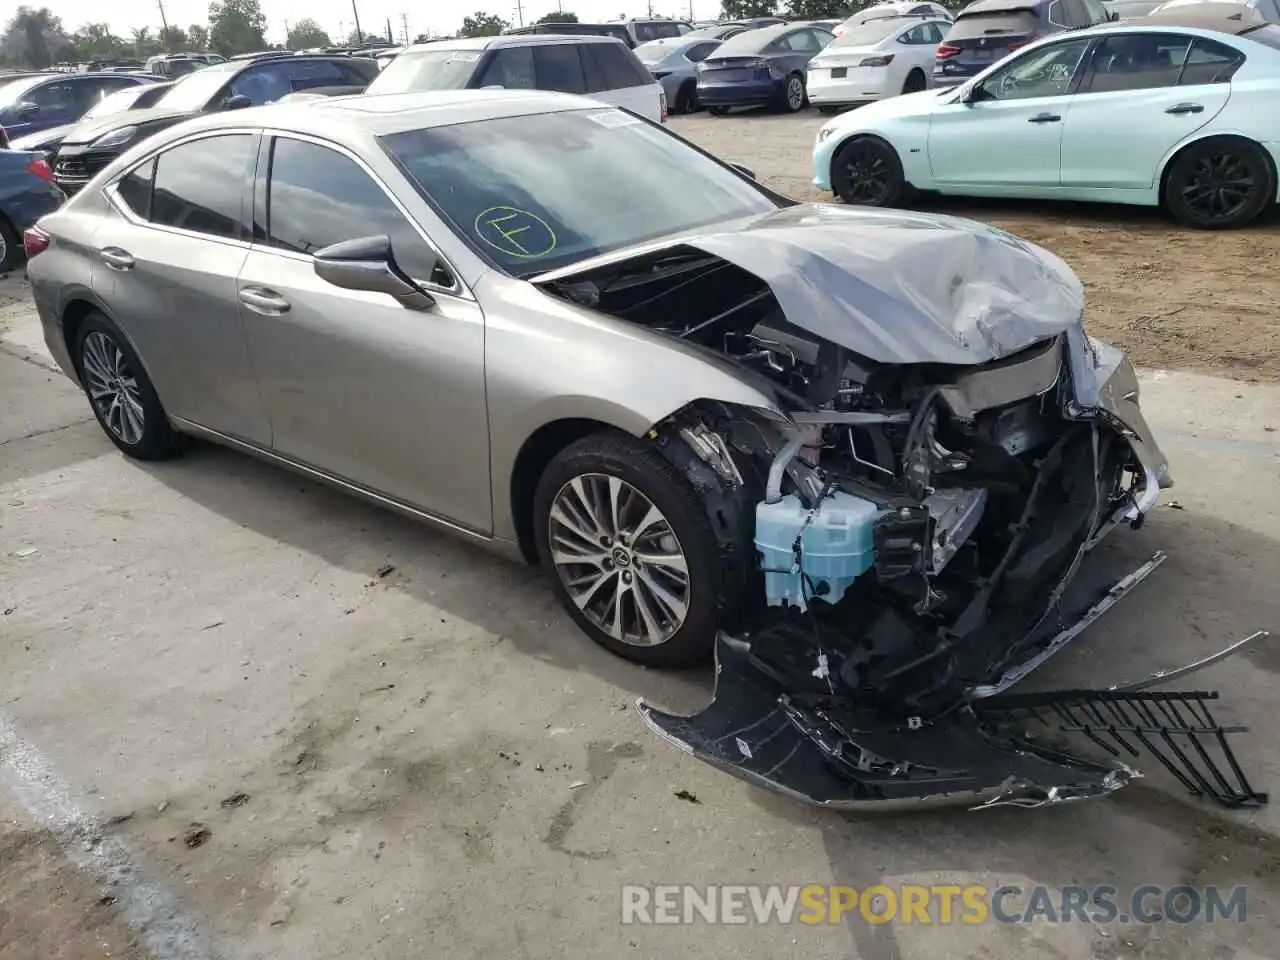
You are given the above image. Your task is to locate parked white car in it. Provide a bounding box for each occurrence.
[833,1,954,35]
[366,34,667,123]
[807,17,950,110]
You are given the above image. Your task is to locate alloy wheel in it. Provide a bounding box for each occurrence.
[81,330,146,445]
[842,144,893,204]
[547,473,691,647]
[786,76,804,111]
[1181,151,1255,225]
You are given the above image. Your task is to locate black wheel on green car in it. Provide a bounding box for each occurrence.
[830,135,905,207]
[1163,136,1273,230]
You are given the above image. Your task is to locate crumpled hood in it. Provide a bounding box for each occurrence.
[678,203,1086,366]
[59,107,194,147]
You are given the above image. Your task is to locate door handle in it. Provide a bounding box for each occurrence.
[1027,112,1061,123]
[1165,102,1204,115]
[238,287,291,315]
[99,247,134,271]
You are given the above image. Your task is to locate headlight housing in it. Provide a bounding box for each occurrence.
[91,125,137,150]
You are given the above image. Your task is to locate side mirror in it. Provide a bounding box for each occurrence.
[15,101,40,118]
[223,94,252,110]
[312,234,435,311]
[960,83,983,104]
[728,161,757,180]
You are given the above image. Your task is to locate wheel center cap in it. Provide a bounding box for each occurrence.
[611,547,632,568]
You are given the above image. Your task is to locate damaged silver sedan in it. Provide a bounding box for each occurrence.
[27,90,1266,811]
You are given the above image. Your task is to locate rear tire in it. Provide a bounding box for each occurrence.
[0,217,20,273]
[781,72,806,113]
[902,69,927,94]
[830,135,906,207]
[75,311,185,461]
[1163,137,1273,230]
[675,79,699,114]
[532,432,728,668]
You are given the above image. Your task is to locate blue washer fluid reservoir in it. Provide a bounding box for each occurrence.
[755,492,881,612]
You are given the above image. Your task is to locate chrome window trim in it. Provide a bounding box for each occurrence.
[257,128,472,301]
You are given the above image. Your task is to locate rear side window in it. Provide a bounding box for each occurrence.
[477,46,537,88]
[684,41,719,62]
[634,21,683,41]
[534,44,588,93]
[150,134,253,239]
[1047,1,1070,26]
[582,42,649,89]
[116,157,156,218]
[1082,34,1191,92]
[1180,37,1244,84]
[1080,0,1110,23]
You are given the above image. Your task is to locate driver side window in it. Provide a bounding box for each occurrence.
[979,37,1092,101]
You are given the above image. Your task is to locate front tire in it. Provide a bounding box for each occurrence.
[75,312,184,460]
[1163,137,1273,230]
[830,135,905,207]
[0,217,20,273]
[533,432,725,667]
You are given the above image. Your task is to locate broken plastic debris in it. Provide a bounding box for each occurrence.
[13,547,38,559]
[569,780,587,789]
[735,737,753,759]
[811,653,830,680]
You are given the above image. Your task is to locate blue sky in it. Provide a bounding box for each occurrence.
[34,0,711,45]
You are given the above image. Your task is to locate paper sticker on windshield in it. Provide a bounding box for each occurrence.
[447,52,481,63]
[585,109,640,128]
[474,206,557,260]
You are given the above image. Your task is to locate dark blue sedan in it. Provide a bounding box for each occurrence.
[696,23,834,114]
[0,72,158,140]
[0,149,63,271]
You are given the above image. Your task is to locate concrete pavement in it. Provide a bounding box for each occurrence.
[1,277,1278,960]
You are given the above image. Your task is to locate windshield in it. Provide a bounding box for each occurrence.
[829,20,904,46]
[381,108,776,276]
[84,84,146,118]
[0,75,48,107]
[1243,22,1280,47]
[367,48,481,93]
[154,65,236,109]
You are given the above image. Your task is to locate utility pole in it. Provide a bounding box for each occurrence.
[283,19,291,48]
[157,0,172,50]
[514,0,524,26]
[400,12,409,43]
[351,0,364,42]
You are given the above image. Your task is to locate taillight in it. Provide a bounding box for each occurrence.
[936,43,961,59]
[858,54,895,67]
[659,88,668,123]
[1006,42,1028,51]
[23,226,50,259]
[0,125,8,149]
[26,158,54,182]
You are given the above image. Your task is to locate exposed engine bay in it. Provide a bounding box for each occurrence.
[538,234,1269,811]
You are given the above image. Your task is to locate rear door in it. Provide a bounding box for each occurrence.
[92,132,268,443]
[1059,33,1236,190]
[7,78,80,136]
[928,35,1092,189]
[581,41,665,119]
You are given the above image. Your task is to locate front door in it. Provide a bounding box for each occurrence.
[237,135,491,533]
[1060,33,1235,190]
[91,132,269,444]
[928,36,1094,191]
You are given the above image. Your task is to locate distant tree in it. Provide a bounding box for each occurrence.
[187,23,210,50]
[160,24,187,51]
[288,18,331,49]
[783,0,852,16]
[208,0,267,55]
[459,11,509,37]
[0,6,69,68]
[343,28,367,45]
[719,0,779,17]
[66,22,125,61]
[535,11,580,22]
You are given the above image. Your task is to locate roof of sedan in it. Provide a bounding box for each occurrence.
[176,89,600,139]
[1135,3,1268,30]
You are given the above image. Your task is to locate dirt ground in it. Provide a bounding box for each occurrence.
[668,112,1280,382]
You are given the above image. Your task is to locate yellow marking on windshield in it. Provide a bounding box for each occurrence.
[474,205,558,259]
